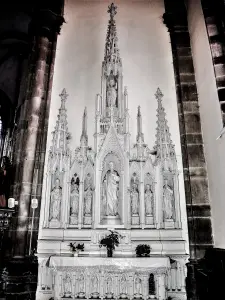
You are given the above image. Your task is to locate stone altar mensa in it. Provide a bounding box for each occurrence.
[36,3,188,300]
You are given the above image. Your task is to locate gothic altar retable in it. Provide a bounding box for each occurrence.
[36,3,188,300]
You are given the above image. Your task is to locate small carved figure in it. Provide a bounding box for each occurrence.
[84,173,93,215]
[63,273,72,297]
[0,156,13,207]
[130,183,139,215]
[70,178,79,216]
[78,274,85,293]
[145,184,153,216]
[107,75,117,107]
[49,178,62,221]
[103,161,120,216]
[120,275,127,294]
[163,179,174,219]
[106,276,112,294]
[135,277,142,295]
[91,275,98,293]
[131,172,139,186]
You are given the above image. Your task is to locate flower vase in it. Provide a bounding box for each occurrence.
[73,252,79,257]
[107,248,113,257]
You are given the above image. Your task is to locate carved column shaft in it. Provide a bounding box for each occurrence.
[13,9,64,256]
[163,0,213,259]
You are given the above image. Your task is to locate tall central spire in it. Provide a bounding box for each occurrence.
[104,3,121,66]
[136,106,144,143]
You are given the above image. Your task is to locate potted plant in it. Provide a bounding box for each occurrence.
[135,244,151,257]
[68,242,84,256]
[99,230,123,257]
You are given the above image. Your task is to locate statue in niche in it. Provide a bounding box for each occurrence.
[91,275,98,293]
[84,173,94,215]
[63,273,72,297]
[163,178,174,220]
[131,172,139,186]
[145,184,153,216]
[78,274,85,293]
[106,276,112,294]
[49,178,62,221]
[103,161,120,216]
[107,74,117,107]
[135,277,142,295]
[70,177,79,216]
[120,275,127,294]
[130,183,139,215]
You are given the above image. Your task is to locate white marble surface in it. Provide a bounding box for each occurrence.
[49,256,170,270]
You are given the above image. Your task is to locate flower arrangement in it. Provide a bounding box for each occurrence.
[135,244,151,257]
[99,230,123,257]
[68,242,84,256]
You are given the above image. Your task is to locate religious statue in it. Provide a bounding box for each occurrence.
[49,178,62,221]
[131,172,139,186]
[78,274,85,293]
[145,184,153,216]
[134,277,142,295]
[120,275,127,294]
[107,75,117,107]
[70,178,79,216]
[91,275,98,293]
[63,273,72,297]
[106,276,112,294]
[103,161,120,216]
[0,156,13,207]
[163,179,174,220]
[84,173,93,215]
[130,183,139,215]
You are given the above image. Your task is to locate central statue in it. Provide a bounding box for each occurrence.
[103,161,120,216]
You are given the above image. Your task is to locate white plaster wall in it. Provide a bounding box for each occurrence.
[188,0,225,248]
[41,0,188,249]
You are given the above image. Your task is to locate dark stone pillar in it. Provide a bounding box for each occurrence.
[14,6,64,258]
[163,0,213,299]
[201,0,225,124]
[3,3,64,300]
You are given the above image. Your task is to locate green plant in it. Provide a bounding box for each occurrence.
[68,242,84,253]
[99,230,123,257]
[135,244,151,257]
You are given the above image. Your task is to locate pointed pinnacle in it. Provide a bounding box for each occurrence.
[155,88,164,100]
[59,88,68,102]
[108,3,117,19]
[137,106,141,116]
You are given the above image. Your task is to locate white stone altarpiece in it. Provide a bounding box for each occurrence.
[36,3,188,300]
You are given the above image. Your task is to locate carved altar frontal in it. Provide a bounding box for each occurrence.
[37,3,188,300]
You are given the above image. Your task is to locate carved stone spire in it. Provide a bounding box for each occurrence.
[136,106,144,143]
[50,88,70,154]
[154,88,176,165]
[80,107,88,145]
[104,3,122,67]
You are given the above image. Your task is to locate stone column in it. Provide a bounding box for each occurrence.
[201,0,225,124]
[13,8,64,257]
[163,0,213,260]
[163,0,213,298]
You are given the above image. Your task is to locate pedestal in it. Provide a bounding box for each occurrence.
[101,215,121,226]
[49,219,60,228]
[145,215,154,225]
[70,214,78,225]
[132,215,140,225]
[164,219,175,229]
[84,214,92,225]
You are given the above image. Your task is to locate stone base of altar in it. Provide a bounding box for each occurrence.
[36,256,187,300]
